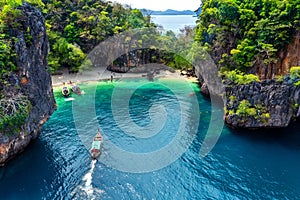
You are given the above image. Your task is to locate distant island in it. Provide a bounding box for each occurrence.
[141,9,195,15]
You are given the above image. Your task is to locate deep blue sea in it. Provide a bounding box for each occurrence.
[151,15,197,33]
[1,77,300,199]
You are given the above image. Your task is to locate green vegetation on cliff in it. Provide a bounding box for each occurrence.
[0,0,156,74]
[0,0,45,136]
[220,69,259,84]
[1,0,299,77]
[0,0,198,77]
[0,94,32,135]
[0,0,44,76]
[195,0,300,75]
[290,66,300,79]
[0,33,17,75]
[44,0,155,73]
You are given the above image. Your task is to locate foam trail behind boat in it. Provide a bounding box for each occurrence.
[82,159,97,198]
[70,160,103,200]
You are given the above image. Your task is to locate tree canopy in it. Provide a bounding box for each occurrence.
[0,0,156,74]
[195,0,300,74]
[43,0,155,73]
[2,0,299,77]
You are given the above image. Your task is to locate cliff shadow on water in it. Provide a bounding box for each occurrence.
[228,120,300,150]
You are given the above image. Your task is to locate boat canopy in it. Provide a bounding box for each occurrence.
[92,140,101,149]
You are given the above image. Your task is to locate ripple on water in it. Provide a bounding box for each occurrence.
[1,79,300,199]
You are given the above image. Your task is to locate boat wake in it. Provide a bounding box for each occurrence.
[64,97,75,101]
[70,160,104,200]
[82,159,97,196]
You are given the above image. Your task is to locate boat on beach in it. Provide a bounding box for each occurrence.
[62,84,70,97]
[69,81,82,95]
[91,129,103,159]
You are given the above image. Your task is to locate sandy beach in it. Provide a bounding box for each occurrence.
[51,65,198,88]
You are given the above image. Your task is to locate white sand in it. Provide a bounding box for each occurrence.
[51,66,198,88]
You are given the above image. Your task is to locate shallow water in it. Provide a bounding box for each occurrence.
[0,77,300,199]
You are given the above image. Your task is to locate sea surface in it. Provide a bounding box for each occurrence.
[1,77,300,199]
[150,15,197,33]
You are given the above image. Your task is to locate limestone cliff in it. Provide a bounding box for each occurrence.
[277,31,300,76]
[195,31,300,129]
[224,32,300,128]
[223,79,298,129]
[0,3,56,165]
[257,32,300,79]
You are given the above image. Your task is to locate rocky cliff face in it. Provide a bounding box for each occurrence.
[277,31,300,75]
[223,79,299,129]
[195,30,300,129]
[257,31,300,79]
[226,32,300,128]
[0,3,56,165]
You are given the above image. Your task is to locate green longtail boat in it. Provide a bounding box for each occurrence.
[91,129,103,159]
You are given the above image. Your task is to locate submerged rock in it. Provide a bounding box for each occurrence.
[0,3,56,165]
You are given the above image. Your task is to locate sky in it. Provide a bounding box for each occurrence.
[111,0,200,11]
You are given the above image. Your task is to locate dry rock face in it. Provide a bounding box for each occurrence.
[197,77,300,129]
[0,3,56,165]
[223,79,299,129]
[277,32,300,75]
[257,32,300,79]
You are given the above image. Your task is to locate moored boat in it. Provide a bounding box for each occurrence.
[62,83,70,97]
[69,80,82,95]
[91,129,103,159]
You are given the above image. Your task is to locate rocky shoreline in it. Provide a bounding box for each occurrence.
[223,78,299,129]
[0,4,56,166]
[197,76,300,129]
[194,28,300,129]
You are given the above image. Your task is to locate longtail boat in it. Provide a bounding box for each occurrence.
[62,85,70,97]
[91,129,103,159]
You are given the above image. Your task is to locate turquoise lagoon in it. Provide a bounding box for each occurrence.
[0,78,300,199]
